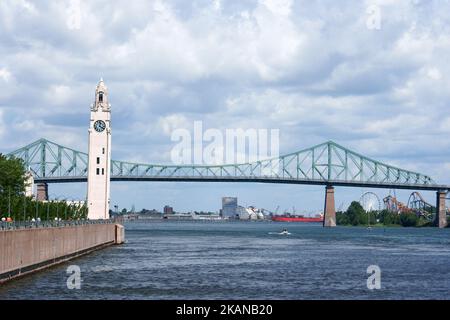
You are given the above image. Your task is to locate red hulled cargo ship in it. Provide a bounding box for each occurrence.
[272,215,323,223]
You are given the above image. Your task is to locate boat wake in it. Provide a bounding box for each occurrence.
[268,232,292,235]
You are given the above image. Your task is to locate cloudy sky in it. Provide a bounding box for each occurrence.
[1,0,449,213]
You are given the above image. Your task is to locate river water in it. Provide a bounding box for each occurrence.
[0,221,449,300]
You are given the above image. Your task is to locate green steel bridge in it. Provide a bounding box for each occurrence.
[5,138,449,227]
[5,138,448,191]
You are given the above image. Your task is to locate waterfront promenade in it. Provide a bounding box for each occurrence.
[0,220,124,283]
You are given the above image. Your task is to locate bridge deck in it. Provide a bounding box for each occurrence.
[34,176,449,191]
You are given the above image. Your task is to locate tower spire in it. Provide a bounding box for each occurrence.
[93,78,109,112]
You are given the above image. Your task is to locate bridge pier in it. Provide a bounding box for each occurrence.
[36,183,48,201]
[435,190,448,228]
[323,185,336,227]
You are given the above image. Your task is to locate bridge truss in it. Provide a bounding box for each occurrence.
[5,138,445,190]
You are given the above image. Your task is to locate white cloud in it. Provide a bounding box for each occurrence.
[44,85,73,106]
[157,114,190,137]
[426,67,442,81]
[0,110,4,138]
[0,68,12,82]
[261,0,293,16]
[88,0,306,83]
[0,0,37,31]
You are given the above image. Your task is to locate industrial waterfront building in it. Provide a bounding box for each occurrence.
[222,197,238,218]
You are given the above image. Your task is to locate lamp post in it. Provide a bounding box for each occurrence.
[84,197,88,220]
[55,197,59,221]
[8,187,11,219]
[72,201,77,220]
[64,199,68,221]
[23,193,26,221]
[114,204,119,221]
[35,200,39,221]
[51,195,65,222]
[69,201,73,220]
[47,200,50,222]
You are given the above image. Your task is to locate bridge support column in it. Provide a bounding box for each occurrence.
[323,185,336,227]
[435,191,447,228]
[36,183,48,201]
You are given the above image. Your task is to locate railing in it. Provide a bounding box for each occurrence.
[0,218,122,231]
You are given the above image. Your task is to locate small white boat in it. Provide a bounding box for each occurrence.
[268,229,291,235]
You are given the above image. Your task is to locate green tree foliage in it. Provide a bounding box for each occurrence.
[337,202,420,227]
[417,216,433,227]
[345,201,367,226]
[337,201,429,227]
[337,201,370,226]
[378,209,400,226]
[336,211,349,225]
[338,199,447,228]
[0,154,87,221]
[0,154,26,195]
[399,212,419,227]
[0,194,88,221]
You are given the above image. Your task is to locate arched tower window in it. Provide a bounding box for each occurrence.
[99,92,104,103]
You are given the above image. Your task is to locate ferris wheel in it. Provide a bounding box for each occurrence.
[360,192,381,212]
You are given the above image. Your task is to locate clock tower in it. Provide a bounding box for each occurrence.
[87,79,111,220]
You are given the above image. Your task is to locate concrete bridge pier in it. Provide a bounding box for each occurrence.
[36,183,48,201]
[323,185,336,227]
[435,190,448,228]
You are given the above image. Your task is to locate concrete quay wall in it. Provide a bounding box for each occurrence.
[0,223,124,283]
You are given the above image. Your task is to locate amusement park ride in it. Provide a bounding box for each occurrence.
[356,190,450,223]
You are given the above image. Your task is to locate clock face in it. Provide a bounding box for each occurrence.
[94,120,106,132]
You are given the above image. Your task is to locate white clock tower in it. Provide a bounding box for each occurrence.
[87,79,111,220]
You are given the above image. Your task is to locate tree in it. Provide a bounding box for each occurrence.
[399,212,418,227]
[0,154,26,196]
[346,201,367,226]
[336,211,349,225]
[379,209,400,226]
[0,155,88,221]
[0,154,27,219]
